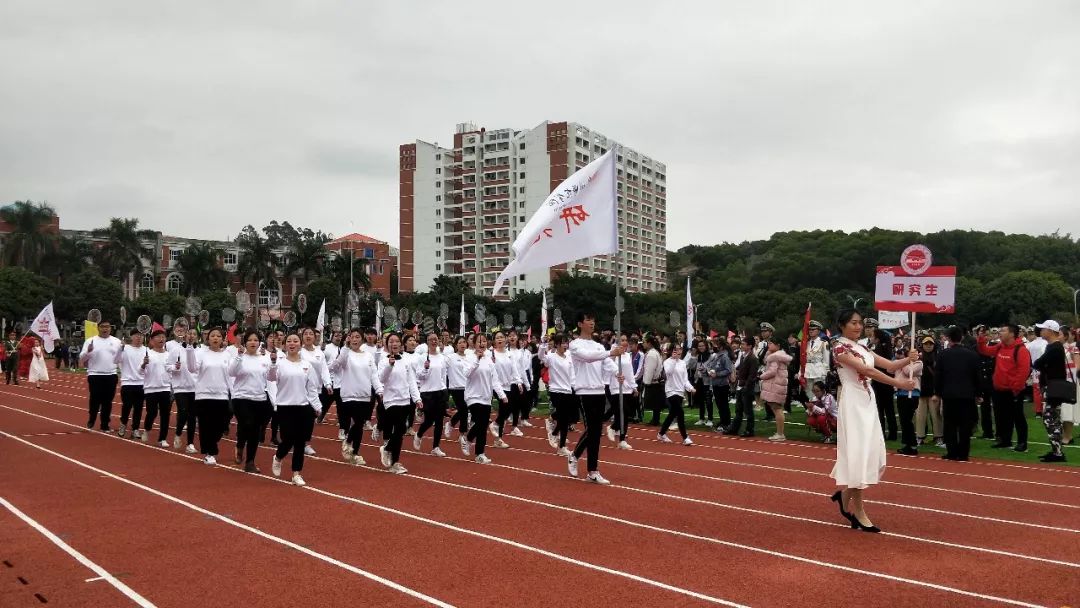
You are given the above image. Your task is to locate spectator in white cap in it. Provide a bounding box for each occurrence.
[756,322,774,418]
[859,318,878,347]
[804,320,830,395]
[1032,320,1069,462]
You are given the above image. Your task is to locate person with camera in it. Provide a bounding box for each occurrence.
[1032,320,1071,463]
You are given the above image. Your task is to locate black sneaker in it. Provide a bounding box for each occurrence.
[990,442,1012,449]
[739,431,754,437]
[897,446,918,456]
[1039,453,1066,463]
[1012,442,1027,453]
[980,434,995,440]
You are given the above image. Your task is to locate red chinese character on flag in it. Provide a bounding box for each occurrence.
[908,284,921,296]
[892,283,904,296]
[926,283,938,296]
[560,205,590,233]
[532,228,553,245]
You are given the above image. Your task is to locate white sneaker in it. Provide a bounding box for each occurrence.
[694,419,706,426]
[185,444,196,454]
[173,435,182,449]
[460,436,471,456]
[341,441,354,461]
[544,418,555,437]
[389,462,408,475]
[557,447,572,457]
[489,422,499,437]
[510,427,524,437]
[142,431,150,443]
[351,453,366,466]
[443,421,453,437]
[824,436,835,444]
[158,440,169,448]
[657,433,673,443]
[494,438,510,449]
[521,420,534,428]
[567,455,579,477]
[682,437,694,446]
[380,443,391,468]
[618,440,632,450]
[547,435,559,449]
[475,454,492,464]
[371,428,381,442]
[431,447,447,457]
[935,440,946,448]
[586,471,610,485]
[337,429,346,441]
[768,434,786,442]
[606,426,617,442]
[117,426,126,438]
[704,420,714,427]
[413,433,422,451]
[291,472,306,486]
[363,421,373,431]
[304,445,316,456]
[271,456,282,477]
[204,455,217,465]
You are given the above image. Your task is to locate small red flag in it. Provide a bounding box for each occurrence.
[798,303,811,387]
[152,322,164,333]
[226,323,239,345]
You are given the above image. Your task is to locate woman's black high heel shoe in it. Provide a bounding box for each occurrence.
[852,519,881,533]
[830,491,858,527]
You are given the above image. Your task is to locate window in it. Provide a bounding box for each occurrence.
[378,263,385,275]
[436,223,441,230]
[519,215,525,222]
[223,251,238,270]
[258,280,281,307]
[436,195,441,202]
[140,272,156,293]
[436,154,441,160]
[166,272,184,295]
[519,187,525,194]
[436,168,441,174]
[364,247,375,259]
[435,181,441,187]
[436,236,441,243]
[435,264,441,271]
[436,251,441,258]
[436,209,442,216]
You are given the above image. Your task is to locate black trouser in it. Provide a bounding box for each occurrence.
[661,395,688,439]
[730,387,755,434]
[644,384,665,425]
[495,385,521,437]
[992,389,1027,445]
[318,389,337,424]
[337,398,354,435]
[174,391,196,445]
[448,389,467,433]
[550,392,575,448]
[526,382,539,421]
[195,398,229,456]
[896,395,919,448]
[418,390,448,448]
[119,385,146,431]
[692,380,710,421]
[86,374,118,430]
[375,398,386,433]
[383,405,410,464]
[275,405,315,472]
[234,398,271,464]
[605,392,637,441]
[512,379,530,426]
[143,391,172,442]
[572,394,605,473]
[346,400,376,453]
[1043,399,1064,456]
[305,392,324,443]
[978,387,994,437]
[942,398,976,460]
[4,356,19,384]
[712,384,731,428]
[221,399,234,438]
[467,403,491,455]
[270,408,281,442]
[873,382,897,440]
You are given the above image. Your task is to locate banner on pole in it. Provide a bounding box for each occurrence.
[877,310,910,329]
[874,266,956,313]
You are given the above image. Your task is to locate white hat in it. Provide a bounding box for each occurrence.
[1035,320,1061,333]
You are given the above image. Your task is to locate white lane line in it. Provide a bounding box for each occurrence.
[0,496,157,607]
[0,404,746,607]
[0,431,456,608]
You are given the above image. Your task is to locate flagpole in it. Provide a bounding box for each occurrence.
[613,145,625,439]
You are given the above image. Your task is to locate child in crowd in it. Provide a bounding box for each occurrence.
[806,381,838,443]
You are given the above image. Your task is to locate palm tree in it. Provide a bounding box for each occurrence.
[92,218,157,283]
[177,242,228,295]
[41,235,93,284]
[0,200,57,272]
[326,254,371,294]
[236,229,279,294]
[284,236,330,283]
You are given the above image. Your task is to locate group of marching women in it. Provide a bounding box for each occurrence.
[75,311,638,486]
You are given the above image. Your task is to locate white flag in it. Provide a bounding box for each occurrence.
[541,290,548,336]
[375,300,382,334]
[878,310,909,330]
[685,278,694,348]
[459,295,466,337]
[30,302,61,353]
[492,150,618,295]
[315,299,327,334]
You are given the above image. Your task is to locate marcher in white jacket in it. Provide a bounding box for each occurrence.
[660,343,696,446]
[377,334,423,474]
[330,329,384,465]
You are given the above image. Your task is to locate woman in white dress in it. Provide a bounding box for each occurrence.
[829,309,917,533]
[29,338,49,388]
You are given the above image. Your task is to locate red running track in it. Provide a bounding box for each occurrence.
[1,372,1078,607]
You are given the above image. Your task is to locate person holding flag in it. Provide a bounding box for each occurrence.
[28,337,49,388]
[567,311,624,484]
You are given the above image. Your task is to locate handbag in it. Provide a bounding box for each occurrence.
[1046,353,1077,404]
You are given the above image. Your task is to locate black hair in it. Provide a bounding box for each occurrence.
[835,308,861,332]
[812,380,827,392]
[553,333,569,347]
[149,329,167,340]
[946,326,963,343]
[575,311,596,324]
[241,330,261,345]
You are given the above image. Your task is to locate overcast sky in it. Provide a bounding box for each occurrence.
[2,1,1077,249]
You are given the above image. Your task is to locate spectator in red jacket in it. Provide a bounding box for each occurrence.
[976,324,1032,452]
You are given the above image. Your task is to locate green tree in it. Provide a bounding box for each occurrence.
[0,200,57,272]
[284,236,330,282]
[177,242,227,295]
[92,218,157,281]
[129,291,185,324]
[236,225,280,292]
[976,271,1072,326]
[299,278,342,327]
[0,267,56,324]
[195,289,236,328]
[54,268,124,325]
[325,255,371,296]
[41,235,93,285]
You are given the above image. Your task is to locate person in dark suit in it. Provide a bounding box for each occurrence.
[935,326,982,461]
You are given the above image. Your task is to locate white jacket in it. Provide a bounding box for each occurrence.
[228,354,271,401]
[491,349,523,391]
[268,357,322,412]
[538,344,575,394]
[143,349,178,393]
[300,346,332,389]
[569,338,611,395]
[166,340,196,392]
[116,345,148,386]
[79,336,122,376]
[415,352,450,393]
[463,352,507,405]
[446,352,469,390]
[378,356,421,407]
[664,358,694,398]
[186,347,232,400]
[323,343,342,388]
[607,353,636,395]
[329,348,383,401]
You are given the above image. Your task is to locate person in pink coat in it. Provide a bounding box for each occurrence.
[760,338,793,441]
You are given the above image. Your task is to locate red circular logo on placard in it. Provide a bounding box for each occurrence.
[900,244,932,275]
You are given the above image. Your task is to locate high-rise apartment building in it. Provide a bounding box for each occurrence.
[399,121,668,298]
